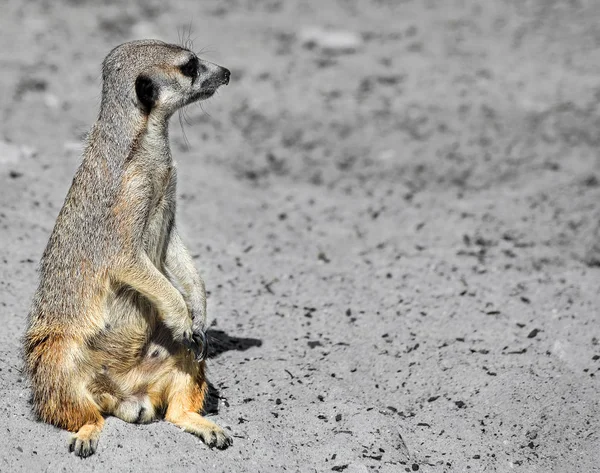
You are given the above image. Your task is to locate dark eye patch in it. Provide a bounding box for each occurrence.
[180,56,199,80]
[135,75,158,113]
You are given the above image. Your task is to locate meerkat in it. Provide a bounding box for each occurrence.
[23,39,231,457]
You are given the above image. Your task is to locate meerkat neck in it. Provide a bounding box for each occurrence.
[88,97,171,168]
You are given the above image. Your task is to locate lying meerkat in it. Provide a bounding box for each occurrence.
[24,39,231,457]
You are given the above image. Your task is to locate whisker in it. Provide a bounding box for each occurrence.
[182,106,193,127]
[178,108,190,150]
[196,45,218,58]
[199,101,212,119]
[185,21,194,50]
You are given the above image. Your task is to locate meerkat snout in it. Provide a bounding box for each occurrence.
[192,61,230,101]
[178,55,230,86]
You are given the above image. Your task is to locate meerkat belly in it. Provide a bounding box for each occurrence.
[88,285,178,417]
[87,318,177,420]
[86,192,177,408]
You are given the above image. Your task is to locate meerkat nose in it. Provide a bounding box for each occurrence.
[221,67,230,85]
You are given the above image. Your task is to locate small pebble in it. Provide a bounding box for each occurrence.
[299,27,363,54]
[527,328,540,339]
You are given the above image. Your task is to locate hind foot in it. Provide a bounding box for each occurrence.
[167,411,232,449]
[68,418,104,458]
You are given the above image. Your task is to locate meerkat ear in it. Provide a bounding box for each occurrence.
[135,75,158,113]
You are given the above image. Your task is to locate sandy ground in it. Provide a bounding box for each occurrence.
[1,0,599,472]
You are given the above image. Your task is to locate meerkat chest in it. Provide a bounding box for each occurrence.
[149,163,174,204]
[137,125,177,264]
[144,164,176,265]
[139,124,174,198]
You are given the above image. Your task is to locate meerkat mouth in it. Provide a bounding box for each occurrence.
[191,69,230,103]
[192,88,219,101]
[191,83,227,103]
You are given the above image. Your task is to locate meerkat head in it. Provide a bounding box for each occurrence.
[101,40,230,119]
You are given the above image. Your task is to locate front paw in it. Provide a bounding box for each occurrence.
[189,328,208,361]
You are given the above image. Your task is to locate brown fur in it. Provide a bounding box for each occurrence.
[23,40,231,457]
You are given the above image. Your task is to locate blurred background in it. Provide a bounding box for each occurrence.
[1,1,599,472]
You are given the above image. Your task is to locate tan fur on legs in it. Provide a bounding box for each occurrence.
[164,360,232,449]
[168,411,232,449]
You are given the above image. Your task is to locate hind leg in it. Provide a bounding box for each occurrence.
[68,415,104,458]
[26,335,106,458]
[164,361,232,449]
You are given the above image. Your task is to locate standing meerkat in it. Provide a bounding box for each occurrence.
[24,39,231,457]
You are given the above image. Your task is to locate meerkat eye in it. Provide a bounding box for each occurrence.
[180,56,199,79]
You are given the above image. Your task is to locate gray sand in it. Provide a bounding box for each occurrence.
[1,1,599,472]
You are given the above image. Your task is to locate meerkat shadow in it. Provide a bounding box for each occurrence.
[206,329,262,359]
[202,329,262,415]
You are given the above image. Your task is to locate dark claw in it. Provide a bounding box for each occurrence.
[180,326,207,361]
[181,331,194,350]
[191,330,209,361]
[217,435,233,449]
[69,437,97,458]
